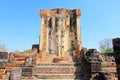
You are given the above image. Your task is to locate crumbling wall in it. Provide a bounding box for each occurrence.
[113,38,120,80]
[80,48,117,80]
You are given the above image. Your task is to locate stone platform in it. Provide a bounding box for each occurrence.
[21,63,81,80]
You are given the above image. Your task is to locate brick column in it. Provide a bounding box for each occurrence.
[39,12,45,51]
[76,10,82,51]
[112,38,120,80]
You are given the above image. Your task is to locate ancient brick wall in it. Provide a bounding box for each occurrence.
[113,38,120,80]
[81,48,117,80]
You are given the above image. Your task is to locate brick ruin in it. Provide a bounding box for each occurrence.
[113,38,120,80]
[0,8,119,80]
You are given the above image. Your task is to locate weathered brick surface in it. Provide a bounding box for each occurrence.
[113,38,120,80]
[21,67,32,77]
[32,63,81,79]
[81,49,117,80]
[9,68,21,80]
[39,8,82,63]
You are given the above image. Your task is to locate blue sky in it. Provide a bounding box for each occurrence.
[0,0,120,52]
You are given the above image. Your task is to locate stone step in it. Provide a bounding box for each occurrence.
[33,74,81,79]
[32,67,80,74]
[21,63,81,79]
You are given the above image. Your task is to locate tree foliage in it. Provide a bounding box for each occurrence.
[0,44,7,52]
[24,49,31,53]
[99,38,113,54]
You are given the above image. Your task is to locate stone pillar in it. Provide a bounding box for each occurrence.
[76,16,82,51]
[64,15,70,56]
[46,18,49,54]
[72,9,81,59]
[39,18,44,51]
[112,38,120,80]
[39,9,48,54]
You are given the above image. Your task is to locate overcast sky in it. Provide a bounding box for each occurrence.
[0,0,120,52]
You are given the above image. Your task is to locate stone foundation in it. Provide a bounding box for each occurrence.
[27,63,80,79]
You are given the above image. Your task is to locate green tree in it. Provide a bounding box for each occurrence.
[99,38,113,54]
[24,49,31,53]
[0,44,7,52]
